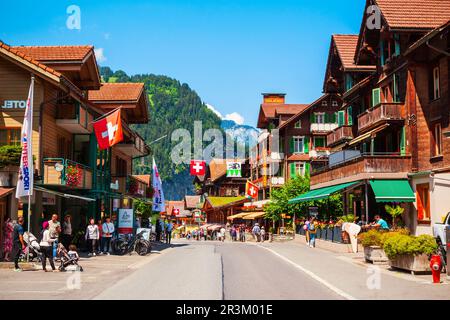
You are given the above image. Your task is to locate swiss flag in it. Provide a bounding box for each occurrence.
[173,208,180,216]
[190,160,206,176]
[93,109,123,150]
[246,181,259,199]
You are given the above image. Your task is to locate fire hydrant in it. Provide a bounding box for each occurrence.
[430,255,442,284]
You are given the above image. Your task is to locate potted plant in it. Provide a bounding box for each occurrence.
[336,214,356,244]
[385,204,404,229]
[358,229,389,264]
[326,223,334,241]
[383,234,437,274]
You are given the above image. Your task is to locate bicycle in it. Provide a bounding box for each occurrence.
[112,231,152,256]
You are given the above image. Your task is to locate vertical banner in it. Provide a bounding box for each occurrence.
[16,78,34,199]
[118,208,134,234]
[152,158,166,212]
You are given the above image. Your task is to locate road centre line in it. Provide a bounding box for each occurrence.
[255,244,357,300]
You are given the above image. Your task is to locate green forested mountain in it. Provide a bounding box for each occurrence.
[100,67,222,200]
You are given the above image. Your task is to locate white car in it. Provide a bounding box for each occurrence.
[433,212,450,251]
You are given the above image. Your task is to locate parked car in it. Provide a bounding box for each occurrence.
[433,212,450,249]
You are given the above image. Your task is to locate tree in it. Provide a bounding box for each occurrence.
[264,175,343,224]
[385,204,404,229]
[134,199,153,219]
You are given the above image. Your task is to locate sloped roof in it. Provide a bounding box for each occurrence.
[261,104,308,118]
[376,0,450,30]
[333,35,376,71]
[0,41,61,79]
[209,159,246,182]
[405,20,450,55]
[132,175,151,186]
[12,45,93,62]
[206,196,248,208]
[166,201,185,214]
[88,83,145,102]
[184,195,201,209]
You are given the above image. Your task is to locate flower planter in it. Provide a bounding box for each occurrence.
[388,254,431,275]
[364,246,389,264]
[321,228,328,240]
[333,226,343,243]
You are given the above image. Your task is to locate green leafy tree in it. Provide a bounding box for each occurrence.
[385,204,405,229]
[264,175,343,223]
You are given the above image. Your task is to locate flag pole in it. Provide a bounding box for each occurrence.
[27,76,34,263]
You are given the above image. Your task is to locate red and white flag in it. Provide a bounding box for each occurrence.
[246,181,259,199]
[173,208,180,216]
[190,160,206,176]
[93,109,123,150]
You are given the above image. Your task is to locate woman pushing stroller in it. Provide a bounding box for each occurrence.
[39,221,60,272]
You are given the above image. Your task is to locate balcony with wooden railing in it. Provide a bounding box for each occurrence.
[327,126,354,147]
[357,102,405,133]
[310,151,411,187]
[43,158,93,189]
[56,103,94,134]
[111,175,148,197]
[115,132,149,158]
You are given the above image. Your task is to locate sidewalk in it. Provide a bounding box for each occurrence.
[257,241,450,300]
[0,242,174,300]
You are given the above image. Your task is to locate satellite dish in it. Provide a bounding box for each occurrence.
[55,163,64,172]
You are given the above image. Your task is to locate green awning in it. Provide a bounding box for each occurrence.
[369,180,415,203]
[288,182,359,204]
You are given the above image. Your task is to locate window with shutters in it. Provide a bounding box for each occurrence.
[432,66,440,100]
[314,113,325,124]
[0,128,21,146]
[294,120,302,128]
[372,88,381,108]
[314,137,325,148]
[294,162,305,176]
[332,101,339,107]
[416,184,430,222]
[293,136,304,154]
[321,101,328,107]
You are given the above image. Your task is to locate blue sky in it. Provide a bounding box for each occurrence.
[1,0,365,127]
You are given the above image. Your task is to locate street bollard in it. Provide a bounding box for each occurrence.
[430,255,442,284]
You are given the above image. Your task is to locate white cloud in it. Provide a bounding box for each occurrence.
[94,48,107,63]
[224,112,245,125]
[206,103,223,118]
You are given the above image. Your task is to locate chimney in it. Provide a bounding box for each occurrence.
[262,93,286,104]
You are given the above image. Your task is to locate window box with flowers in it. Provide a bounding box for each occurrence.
[65,165,82,187]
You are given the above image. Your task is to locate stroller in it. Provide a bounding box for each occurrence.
[21,232,42,262]
[57,243,83,272]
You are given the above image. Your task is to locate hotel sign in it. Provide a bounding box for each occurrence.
[1,100,27,109]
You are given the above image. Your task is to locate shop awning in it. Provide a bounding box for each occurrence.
[227,212,251,220]
[242,212,265,220]
[369,180,415,203]
[348,124,389,146]
[288,182,359,204]
[34,186,96,202]
[0,187,14,198]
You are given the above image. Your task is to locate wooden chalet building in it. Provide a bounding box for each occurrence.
[251,93,308,199]
[0,41,150,249]
[307,0,450,234]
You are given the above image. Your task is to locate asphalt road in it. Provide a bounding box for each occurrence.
[95,241,342,300]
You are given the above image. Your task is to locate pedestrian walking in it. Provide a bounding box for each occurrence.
[260,226,266,242]
[199,228,204,241]
[2,217,13,261]
[239,225,246,242]
[85,219,99,256]
[12,217,25,272]
[308,217,317,248]
[155,218,162,241]
[304,219,311,246]
[102,217,114,255]
[39,221,58,272]
[252,223,261,242]
[96,219,103,254]
[159,219,166,242]
[48,214,60,259]
[231,226,237,242]
[220,227,226,242]
[61,215,72,249]
[165,221,173,244]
